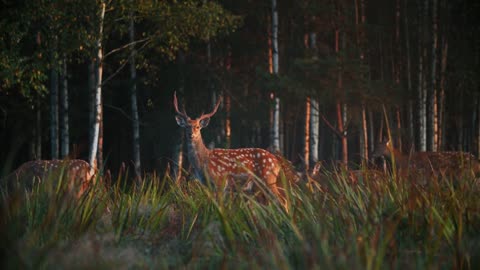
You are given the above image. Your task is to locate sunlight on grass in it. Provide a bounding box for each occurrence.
[1,166,480,269]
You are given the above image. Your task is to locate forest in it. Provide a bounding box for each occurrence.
[1,0,480,269]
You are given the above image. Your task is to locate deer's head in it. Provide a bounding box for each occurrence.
[372,139,395,159]
[173,92,221,140]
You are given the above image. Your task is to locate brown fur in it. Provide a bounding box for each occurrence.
[1,159,95,197]
[372,140,480,182]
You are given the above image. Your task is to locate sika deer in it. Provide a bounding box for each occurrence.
[1,159,95,197]
[372,140,480,182]
[173,92,290,204]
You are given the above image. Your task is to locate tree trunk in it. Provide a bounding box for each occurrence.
[417,1,427,151]
[404,0,415,150]
[429,0,438,151]
[60,56,69,158]
[361,104,368,164]
[304,97,310,170]
[225,93,231,149]
[88,1,106,173]
[270,0,281,153]
[310,98,319,166]
[335,29,348,166]
[35,96,42,160]
[438,38,448,150]
[50,67,59,159]
[129,14,141,179]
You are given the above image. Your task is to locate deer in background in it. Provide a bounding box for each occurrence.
[372,140,480,182]
[173,92,294,205]
[1,159,95,197]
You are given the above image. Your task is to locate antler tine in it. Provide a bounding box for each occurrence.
[199,96,222,120]
[173,91,189,118]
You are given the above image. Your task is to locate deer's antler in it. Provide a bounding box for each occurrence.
[173,91,189,119]
[198,96,222,121]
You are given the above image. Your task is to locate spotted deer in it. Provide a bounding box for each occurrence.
[372,140,480,182]
[173,92,291,203]
[1,159,95,197]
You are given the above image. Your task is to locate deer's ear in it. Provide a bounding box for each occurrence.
[175,115,187,127]
[200,118,210,128]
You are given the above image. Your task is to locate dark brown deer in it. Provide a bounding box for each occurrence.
[1,159,95,197]
[173,92,294,205]
[372,140,480,182]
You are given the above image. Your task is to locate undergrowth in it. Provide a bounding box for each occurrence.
[1,168,480,269]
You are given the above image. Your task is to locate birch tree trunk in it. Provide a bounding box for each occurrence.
[270,0,281,153]
[60,56,69,158]
[308,32,320,167]
[88,61,95,151]
[417,1,427,151]
[129,14,141,179]
[88,1,106,173]
[429,0,438,151]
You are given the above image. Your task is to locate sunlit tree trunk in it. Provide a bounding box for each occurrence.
[225,49,232,148]
[60,56,69,158]
[88,1,105,174]
[310,97,319,166]
[129,14,141,179]
[304,97,310,170]
[270,0,281,153]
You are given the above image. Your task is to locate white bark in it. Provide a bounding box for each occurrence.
[88,1,105,172]
[130,14,141,178]
[417,1,427,151]
[270,0,280,152]
[60,56,69,158]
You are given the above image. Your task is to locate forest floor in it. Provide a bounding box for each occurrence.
[1,168,480,269]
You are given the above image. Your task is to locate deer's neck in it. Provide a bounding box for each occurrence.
[186,134,211,181]
[388,148,408,168]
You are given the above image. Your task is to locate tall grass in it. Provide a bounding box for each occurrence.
[1,167,479,269]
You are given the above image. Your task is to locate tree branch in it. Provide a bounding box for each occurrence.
[321,113,343,138]
[104,37,151,59]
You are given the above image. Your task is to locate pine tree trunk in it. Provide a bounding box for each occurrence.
[304,97,310,170]
[60,56,69,158]
[361,104,368,163]
[129,14,141,179]
[438,38,448,150]
[225,93,231,149]
[310,98,319,166]
[88,1,106,172]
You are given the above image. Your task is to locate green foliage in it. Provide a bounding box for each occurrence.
[2,168,479,269]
